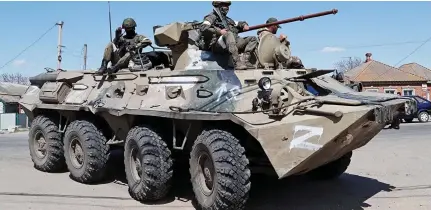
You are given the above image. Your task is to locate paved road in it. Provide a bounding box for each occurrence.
[0,122,430,210]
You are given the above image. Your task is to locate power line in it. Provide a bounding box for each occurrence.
[370,35,431,80]
[0,23,57,71]
[393,36,431,67]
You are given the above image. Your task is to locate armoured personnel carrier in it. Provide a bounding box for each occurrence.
[20,9,411,210]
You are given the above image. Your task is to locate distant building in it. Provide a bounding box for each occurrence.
[344,53,431,100]
[0,82,34,129]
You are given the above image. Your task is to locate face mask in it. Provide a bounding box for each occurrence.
[125,28,135,35]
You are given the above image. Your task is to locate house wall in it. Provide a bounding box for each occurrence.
[0,101,30,130]
[362,83,431,99]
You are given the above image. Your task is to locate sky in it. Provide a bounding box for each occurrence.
[0,1,430,77]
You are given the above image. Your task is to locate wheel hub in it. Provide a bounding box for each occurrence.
[33,131,47,159]
[69,137,84,168]
[197,150,215,196]
[130,147,142,181]
[420,113,428,121]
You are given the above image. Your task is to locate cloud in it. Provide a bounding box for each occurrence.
[320,47,346,53]
[12,59,26,67]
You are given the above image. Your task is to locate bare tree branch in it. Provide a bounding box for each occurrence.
[0,72,30,85]
[333,57,363,73]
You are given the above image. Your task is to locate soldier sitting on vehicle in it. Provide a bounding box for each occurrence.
[96,18,153,75]
[199,1,257,70]
[257,17,304,69]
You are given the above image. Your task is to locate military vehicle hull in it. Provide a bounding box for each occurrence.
[20,67,408,210]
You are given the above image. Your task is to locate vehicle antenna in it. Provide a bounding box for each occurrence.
[108,1,113,42]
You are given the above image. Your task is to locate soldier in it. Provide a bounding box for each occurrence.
[257,17,304,68]
[96,18,153,74]
[199,1,258,70]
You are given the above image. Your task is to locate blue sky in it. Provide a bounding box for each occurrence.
[0,1,430,77]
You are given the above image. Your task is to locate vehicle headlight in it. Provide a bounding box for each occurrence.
[258,77,272,90]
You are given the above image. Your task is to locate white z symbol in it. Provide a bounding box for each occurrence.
[289,125,324,151]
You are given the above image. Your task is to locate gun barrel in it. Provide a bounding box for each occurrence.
[243,9,338,32]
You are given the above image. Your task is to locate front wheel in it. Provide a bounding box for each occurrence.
[418,111,429,123]
[189,129,251,210]
[28,115,66,172]
[306,151,352,180]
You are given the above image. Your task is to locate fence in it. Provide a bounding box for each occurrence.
[0,113,29,130]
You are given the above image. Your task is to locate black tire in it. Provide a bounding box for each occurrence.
[307,151,352,180]
[189,129,251,210]
[28,115,66,172]
[418,111,429,123]
[124,126,173,201]
[63,120,110,184]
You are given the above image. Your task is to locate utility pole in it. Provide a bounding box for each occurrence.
[83,44,87,70]
[56,21,64,70]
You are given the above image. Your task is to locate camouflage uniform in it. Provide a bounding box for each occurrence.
[199,1,257,70]
[257,17,304,69]
[97,18,152,74]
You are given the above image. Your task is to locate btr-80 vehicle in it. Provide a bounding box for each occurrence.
[20,9,411,210]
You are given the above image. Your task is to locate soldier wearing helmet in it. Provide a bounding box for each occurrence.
[199,1,258,70]
[96,18,153,74]
[256,17,304,69]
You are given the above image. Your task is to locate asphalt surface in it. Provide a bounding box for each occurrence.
[0,121,430,210]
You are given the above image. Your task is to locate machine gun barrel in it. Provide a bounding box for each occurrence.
[243,9,338,32]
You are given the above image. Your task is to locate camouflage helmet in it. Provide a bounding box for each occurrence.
[212,1,231,7]
[122,18,137,29]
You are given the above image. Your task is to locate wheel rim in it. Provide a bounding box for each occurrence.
[69,136,85,169]
[420,113,429,121]
[33,130,47,159]
[197,147,215,196]
[129,142,142,182]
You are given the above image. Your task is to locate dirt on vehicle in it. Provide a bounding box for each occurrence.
[19,8,411,210]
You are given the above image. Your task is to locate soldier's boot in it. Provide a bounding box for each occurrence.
[243,52,255,69]
[230,50,247,70]
[96,59,109,75]
[233,56,247,70]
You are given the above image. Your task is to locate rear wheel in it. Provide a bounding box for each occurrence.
[307,151,352,180]
[418,111,429,122]
[63,120,110,184]
[124,126,173,201]
[28,115,66,172]
[189,129,251,210]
